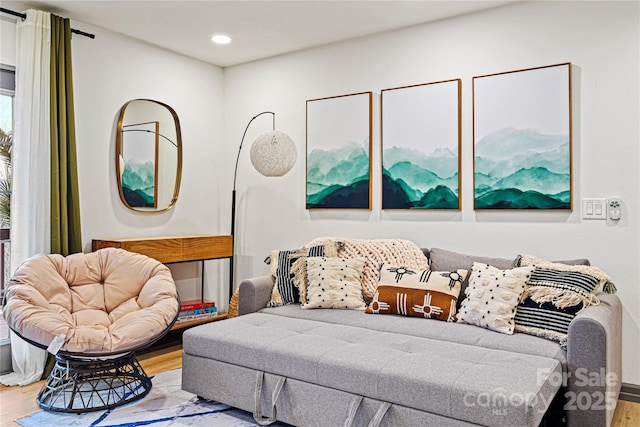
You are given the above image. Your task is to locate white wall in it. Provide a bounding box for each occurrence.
[70,24,228,304]
[224,1,640,385]
[0,16,16,66]
[0,8,229,304]
[70,25,225,241]
[2,0,638,386]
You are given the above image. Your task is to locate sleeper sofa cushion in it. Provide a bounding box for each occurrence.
[184,312,562,427]
[259,305,568,369]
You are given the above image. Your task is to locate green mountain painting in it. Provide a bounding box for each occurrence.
[122,160,155,208]
[382,146,459,209]
[381,79,461,210]
[306,140,370,208]
[474,127,570,210]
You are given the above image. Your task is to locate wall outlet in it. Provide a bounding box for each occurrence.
[607,198,622,220]
[582,198,606,220]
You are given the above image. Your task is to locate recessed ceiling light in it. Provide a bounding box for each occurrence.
[211,34,232,45]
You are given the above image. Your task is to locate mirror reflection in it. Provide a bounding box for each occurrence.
[116,99,182,212]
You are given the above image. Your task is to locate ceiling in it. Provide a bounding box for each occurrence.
[10,1,518,67]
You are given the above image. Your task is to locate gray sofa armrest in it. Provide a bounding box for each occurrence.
[237,275,273,316]
[566,292,622,427]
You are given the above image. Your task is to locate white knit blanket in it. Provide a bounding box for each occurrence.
[306,237,430,302]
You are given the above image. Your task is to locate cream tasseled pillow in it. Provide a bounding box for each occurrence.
[457,262,534,334]
[302,257,366,310]
[516,255,611,299]
[513,255,611,347]
[268,241,339,307]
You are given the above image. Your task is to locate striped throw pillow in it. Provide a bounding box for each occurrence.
[268,243,338,306]
[514,256,610,348]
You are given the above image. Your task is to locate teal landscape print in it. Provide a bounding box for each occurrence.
[382,80,461,209]
[473,63,571,210]
[307,139,370,208]
[121,122,158,208]
[474,128,570,209]
[122,160,156,208]
[306,92,372,209]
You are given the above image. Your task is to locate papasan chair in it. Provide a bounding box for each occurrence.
[2,247,179,413]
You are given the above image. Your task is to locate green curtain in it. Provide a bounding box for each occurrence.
[50,15,82,255]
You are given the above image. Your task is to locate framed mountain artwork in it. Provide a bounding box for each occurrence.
[473,63,572,210]
[381,79,461,209]
[306,92,372,209]
[121,121,159,208]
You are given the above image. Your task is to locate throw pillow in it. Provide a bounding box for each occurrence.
[457,263,535,334]
[428,248,517,310]
[306,237,430,303]
[515,254,591,267]
[268,242,339,307]
[365,264,467,322]
[302,257,366,310]
[513,256,611,347]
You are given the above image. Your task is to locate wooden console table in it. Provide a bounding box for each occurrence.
[92,234,233,330]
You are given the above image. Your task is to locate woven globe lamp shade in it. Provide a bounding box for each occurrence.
[249,130,297,177]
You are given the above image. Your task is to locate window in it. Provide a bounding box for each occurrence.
[0,65,14,346]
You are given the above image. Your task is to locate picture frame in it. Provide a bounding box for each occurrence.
[121,121,159,208]
[381,79,461,209]
[473,63,572,210]
[306,92,372,209]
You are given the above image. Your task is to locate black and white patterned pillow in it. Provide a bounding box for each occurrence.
[268,243,335,306]
[302,257,366,310]
[457,263,532,334]
[514,257,609,348]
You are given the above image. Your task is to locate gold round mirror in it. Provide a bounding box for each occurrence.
[116,99,182,212]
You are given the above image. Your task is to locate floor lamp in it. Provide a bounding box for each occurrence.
[230,111,296,299]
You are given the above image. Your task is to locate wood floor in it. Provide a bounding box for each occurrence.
[0,343,183,427]
[0,343,638,427]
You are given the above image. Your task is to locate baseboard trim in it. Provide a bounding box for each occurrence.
[620,383,640,403]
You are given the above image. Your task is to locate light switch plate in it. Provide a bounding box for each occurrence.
[582,198,606,220]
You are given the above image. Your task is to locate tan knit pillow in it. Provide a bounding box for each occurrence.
[306,237,429,303]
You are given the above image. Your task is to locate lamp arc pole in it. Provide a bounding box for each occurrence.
[121,128,178,148]
[230,111,275,298]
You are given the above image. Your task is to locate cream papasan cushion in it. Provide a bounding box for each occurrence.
[4,248,179,354]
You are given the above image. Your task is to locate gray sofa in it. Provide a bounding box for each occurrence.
[182,249,622,427]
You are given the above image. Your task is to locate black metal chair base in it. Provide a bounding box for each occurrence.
[37,351,152,413]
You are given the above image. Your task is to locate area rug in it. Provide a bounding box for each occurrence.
[17,368,289,427]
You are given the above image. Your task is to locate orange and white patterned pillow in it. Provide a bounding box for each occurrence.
[365,263,467,322]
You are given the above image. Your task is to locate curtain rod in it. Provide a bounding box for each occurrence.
[0,7,95,39]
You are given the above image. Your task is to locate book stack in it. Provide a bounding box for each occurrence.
[176,299,217,322]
